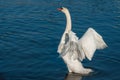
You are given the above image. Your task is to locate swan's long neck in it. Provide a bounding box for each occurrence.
[64,11,72,32]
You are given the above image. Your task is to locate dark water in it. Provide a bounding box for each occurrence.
[0,0,120,80]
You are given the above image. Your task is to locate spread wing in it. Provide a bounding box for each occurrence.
[57,31,85,61]
[78,28,107,60]
[57,28,107,61]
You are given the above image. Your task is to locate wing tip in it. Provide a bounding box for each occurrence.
[88,57,92,61]
[99,42,108,49]
[88,27,94,31]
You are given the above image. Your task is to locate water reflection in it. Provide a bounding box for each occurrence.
[64,73,82,80]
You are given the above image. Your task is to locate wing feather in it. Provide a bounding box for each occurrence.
[79,28,107,60]
[57,31,85,61]
[57,28,107,61]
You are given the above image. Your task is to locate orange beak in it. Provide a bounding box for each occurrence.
[57,8,62,11]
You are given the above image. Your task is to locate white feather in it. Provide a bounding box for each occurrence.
[79,28,107,60]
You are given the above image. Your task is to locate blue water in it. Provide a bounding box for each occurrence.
[0,0,120,80]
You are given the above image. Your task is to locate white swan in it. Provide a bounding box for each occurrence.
[57,7,107,74]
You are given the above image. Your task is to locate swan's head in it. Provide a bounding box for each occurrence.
[58,7,69,14]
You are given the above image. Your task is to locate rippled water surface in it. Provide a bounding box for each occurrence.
[0,0,120,80]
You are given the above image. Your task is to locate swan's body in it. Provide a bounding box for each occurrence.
[57,7,107,74]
